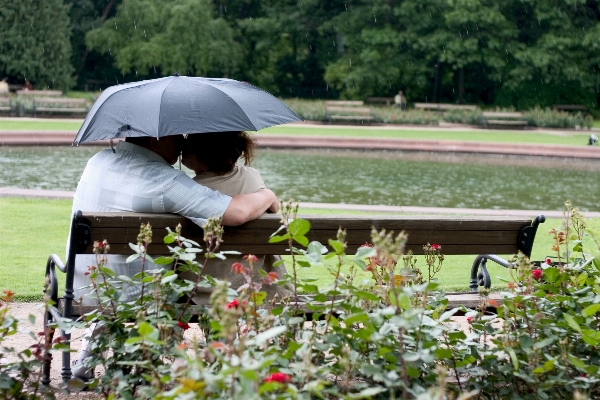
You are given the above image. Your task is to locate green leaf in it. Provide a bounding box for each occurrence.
[294,235,309,247]
[161,274,178,284]
[287,316,304,325]
[269,233,291,243]
[250,291,267,306]
[154,256,174,265]
[254,326,287,344]
[289,219,310,237]
[568,354,586,370]
[125,254,140,263]
[345,312,368,325]
[353,290,379,301]
[533,337,556,349]
[328,239,345,255]
[137,321,154,337]
[388,290,411,310]
[582,304,600,317]
[564,314,582,333]
[543,267,560,283]
[435,348,452,359]
[507,348,520,370]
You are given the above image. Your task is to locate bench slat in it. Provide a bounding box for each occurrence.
[325,101,364,106]
[35,107,88,113]
[325,106,372,113]
[80,212,531,256]
[482,112,523,118]
[91,227,520,247]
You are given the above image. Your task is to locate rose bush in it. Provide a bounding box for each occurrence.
[4,201,599,399]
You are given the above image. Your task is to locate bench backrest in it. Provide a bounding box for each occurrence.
[0,97,10,104]
[71,212,543,258]
[414,103,477,111]
[482,112,523,118]
[325,101,364,107]
[34,97,87,105]
[17,90,63,97]
[325,106,372,114]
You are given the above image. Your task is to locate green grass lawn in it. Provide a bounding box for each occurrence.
[263,125,590,146]
[3,197,597,302]
[0,120,83,131]
[0,119,592,146]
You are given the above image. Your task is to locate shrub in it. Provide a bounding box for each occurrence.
[524,107,593,129]
[371,108,440,125]
[281,98,328,121]
[442,109,485,126]
[2,201,595,398]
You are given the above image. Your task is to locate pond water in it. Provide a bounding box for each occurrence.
[1,146,599,211]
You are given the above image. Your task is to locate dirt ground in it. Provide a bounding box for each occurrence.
[4,302,475,398]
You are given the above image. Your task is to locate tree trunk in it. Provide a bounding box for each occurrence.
[458,67,465,104]
[433,63,442,103]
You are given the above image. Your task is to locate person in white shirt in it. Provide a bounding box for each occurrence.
[71,134,279,380]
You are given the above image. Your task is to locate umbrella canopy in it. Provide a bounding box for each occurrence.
[74,75,302,145]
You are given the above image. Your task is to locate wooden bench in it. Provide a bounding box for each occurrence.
[33,97,88,117]
[43,210,545,383]
[17,89,63,97]
[414,103,477,112]
[325,100,374,123]
[0,97,10,114]
[367,97,395,106]
[552,104,588,113]
[482,111,528,129]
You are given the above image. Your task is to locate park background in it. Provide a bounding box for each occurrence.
[2,0,600,113]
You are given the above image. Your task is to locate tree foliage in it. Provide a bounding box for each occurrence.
[0,0,74,90]
[85,0,243,77]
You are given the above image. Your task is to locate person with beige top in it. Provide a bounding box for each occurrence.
[182,131,291,304]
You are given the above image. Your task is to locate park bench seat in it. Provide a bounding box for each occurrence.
[552,104,587,113]
[482,111,528,129]
[325,100,374,123]
[43,210,545,384]
[414,103,477,112]
[33,97,88,117]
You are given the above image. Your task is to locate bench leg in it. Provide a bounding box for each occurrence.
[41,309,55,386]
[470,254,515,291]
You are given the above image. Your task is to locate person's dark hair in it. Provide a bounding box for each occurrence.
[186,131,256,173]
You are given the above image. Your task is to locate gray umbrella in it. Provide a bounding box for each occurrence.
[74,75,302,145]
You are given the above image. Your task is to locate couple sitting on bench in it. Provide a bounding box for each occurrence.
[70,132,291,381]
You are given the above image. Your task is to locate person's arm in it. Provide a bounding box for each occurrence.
[221,188,279,226]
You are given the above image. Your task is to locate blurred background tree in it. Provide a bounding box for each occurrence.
[0,0,74,90]
[2,0,600,110]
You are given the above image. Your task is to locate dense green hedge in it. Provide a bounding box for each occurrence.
[283,98,594,129]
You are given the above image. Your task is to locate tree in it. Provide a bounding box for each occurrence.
[236,0,345,97]
[497,0,600,109]
[66,0,127,90]
[86,0,243,78]
[0,0,74,90]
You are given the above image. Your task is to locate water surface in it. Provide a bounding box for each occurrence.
[0,146,598,211]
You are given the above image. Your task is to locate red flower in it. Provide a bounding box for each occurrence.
[431,244,440,250]
[544,258,552,265]
[84,271,90,276]
[243,254,259,263]
[466,317,473,324]
[264,372,292,384]
[231,262,246,274]
[177,321,190,330]
[226,299,239,309]
[532,269,543,280]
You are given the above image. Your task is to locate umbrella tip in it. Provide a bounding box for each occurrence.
[174,72,179,77]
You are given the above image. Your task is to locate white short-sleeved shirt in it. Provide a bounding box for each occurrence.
[70,141,232,305]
